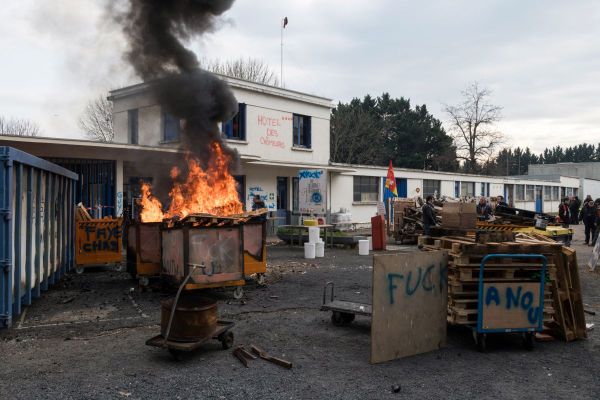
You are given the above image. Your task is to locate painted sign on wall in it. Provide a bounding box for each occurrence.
[247,185,276,210]
[256,112,291,149]
[371,250,448,364]
[481,282,542,330]
[298,169,327,214]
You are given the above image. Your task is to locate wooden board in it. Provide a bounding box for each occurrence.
[481,282,542,330]
[371,250,448,364]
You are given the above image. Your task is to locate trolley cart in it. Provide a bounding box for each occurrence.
[472,253,547,352]
[146,321,235,360]
[145,264,235,360]
[320,282,372,326]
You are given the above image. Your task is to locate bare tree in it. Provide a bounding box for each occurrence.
[0,116,41,136]
[202,58,279,86]
[444,82,503,173]
[79,96,114,142]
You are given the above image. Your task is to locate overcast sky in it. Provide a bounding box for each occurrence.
[1,0,599,153]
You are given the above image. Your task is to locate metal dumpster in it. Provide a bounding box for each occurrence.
[161,223,245,290]
[0,147,78,328]
[75,217,124,273]
[126,222,162,285]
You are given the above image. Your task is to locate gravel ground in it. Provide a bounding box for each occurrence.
[1,226,599,399]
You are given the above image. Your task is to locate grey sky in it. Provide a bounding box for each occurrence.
[1,0,599,153]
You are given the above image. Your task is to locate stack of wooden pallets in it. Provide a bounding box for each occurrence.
[420,234,587,340]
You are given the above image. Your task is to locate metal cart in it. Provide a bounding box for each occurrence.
[145,265,235,360]
[320,282,372,326]
[472,253,547,352]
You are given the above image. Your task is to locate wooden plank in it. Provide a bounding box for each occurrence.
[371,250,448,364]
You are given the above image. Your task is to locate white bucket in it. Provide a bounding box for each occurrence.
[308,227,320,243]
[304,242,316,259]
[315,241,325,258]
[358,240,370,256]
[368,236,373,251]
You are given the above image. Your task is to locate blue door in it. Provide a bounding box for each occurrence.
[396,178,407,198]
[535,186,543,213]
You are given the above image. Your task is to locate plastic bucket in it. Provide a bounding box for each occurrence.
[308,227,320,243]
[304,242,316,259]
[358,240,369,256]
[315,241,324,257]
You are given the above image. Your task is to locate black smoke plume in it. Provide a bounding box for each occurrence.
[114,0,238,199]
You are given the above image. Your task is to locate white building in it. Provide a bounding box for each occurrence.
[0,75,583,223]
[528,162,600,199]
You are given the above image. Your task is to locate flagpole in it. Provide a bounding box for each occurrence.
[280,18,284,87]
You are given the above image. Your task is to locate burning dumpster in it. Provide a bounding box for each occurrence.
[160,212,266,299]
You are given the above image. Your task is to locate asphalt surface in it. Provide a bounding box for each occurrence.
[1,226,599,399]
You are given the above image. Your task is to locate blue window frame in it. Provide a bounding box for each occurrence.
[293,113,311,148]
[127,109,138,145]
[163,113,180,142]
[222,103,246,140]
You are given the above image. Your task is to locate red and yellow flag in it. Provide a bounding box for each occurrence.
[385,160,398,197]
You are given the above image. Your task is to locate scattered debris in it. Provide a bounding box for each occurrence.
[583,308,596,316]
[250,344,293,369]
[391,384,401,393]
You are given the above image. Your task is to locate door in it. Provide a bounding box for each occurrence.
[276,177,289,224]
[535,186,543,213]
[396,178,407,198]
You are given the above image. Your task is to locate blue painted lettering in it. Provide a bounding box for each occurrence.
[387,273,403,304]
[506,286,522,309]
[521,292,533,310]
[298,170,323,179]
[422,265,435,291]
[405,268,422,296]
[485,286,501,306]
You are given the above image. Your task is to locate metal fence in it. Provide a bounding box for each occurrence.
[0,147,78,328]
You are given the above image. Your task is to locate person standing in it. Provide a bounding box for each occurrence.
[558,198,571,228]
[579,198,596,245]
[570,196,581,225]
[422,195,437,236]
[476,197,492,220]
[496,195,509,208]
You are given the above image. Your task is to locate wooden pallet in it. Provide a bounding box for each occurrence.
[548,248,587,341]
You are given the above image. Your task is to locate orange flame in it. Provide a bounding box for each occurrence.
[140,142,243,222]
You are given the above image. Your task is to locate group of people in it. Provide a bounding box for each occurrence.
[559,195,600,246]
[421,193,600,247]
[421,195,506,235]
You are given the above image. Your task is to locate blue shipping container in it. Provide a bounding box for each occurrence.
[0,147,78,328]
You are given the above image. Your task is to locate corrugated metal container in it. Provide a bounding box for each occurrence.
[0,147,78,328]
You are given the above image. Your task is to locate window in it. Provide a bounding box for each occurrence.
[222,103,246,140]
[516,185,525,201]
[293,114,311,148]
[128,109,138,145]
[560,187,566,199]
[526,185,535,201]
[460,182,475,197]
[353,176,379,202]
[573,188,579,197]
[423,179,441,198]
[480,183,486,196]
[163,113,180,142]
[454,181,460,197]
[544,186,552,201]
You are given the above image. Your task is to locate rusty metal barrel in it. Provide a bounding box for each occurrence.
[160,293,218,342]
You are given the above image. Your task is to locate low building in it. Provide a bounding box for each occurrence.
[0,75,583,224]
[528,162,600,199]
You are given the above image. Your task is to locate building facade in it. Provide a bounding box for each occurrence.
[0,75,585,224]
